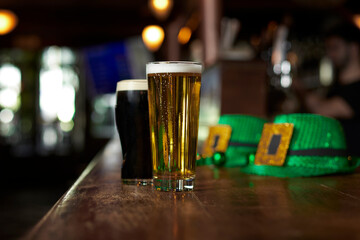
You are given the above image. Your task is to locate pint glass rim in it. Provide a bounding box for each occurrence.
[146,61,202,74]
[116,79,148,92]
[146,61,201,65]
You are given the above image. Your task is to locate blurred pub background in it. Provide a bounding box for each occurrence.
[0,0,360,239]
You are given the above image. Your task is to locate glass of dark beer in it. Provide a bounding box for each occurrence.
[115,79,152,185]
[147,61,202,191]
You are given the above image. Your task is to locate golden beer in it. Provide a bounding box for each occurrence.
[147,62,202,191]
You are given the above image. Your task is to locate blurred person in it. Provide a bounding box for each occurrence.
[304,22,360,155]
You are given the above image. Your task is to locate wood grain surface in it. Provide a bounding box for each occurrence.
[23,139,360,240]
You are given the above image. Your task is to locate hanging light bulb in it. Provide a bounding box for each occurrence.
[149,0,173,20]
[0,10,18,35]
[142,25,165,52]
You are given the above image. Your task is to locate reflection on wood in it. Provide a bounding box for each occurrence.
[24,139,360,240]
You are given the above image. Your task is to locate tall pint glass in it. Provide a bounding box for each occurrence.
[146,61,202,191]
[115,79,152,185]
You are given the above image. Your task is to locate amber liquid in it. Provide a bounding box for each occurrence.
[147,72,201,187]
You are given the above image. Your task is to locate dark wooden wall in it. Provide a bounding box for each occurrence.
[220,60,267,118]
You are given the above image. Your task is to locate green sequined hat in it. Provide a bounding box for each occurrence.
[241,113,360,177]
[218,114,267,167]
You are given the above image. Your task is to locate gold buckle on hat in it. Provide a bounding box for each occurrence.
[202,124,232,158]
[255,123,294,166]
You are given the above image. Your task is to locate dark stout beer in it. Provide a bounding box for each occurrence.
[115,80,152,184]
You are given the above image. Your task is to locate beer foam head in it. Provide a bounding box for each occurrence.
[146,61,202,74]
[116,79,148,91]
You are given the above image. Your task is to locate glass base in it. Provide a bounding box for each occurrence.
[153,177,195,191]
[122,179,153,186]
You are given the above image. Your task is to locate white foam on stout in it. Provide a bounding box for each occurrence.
[146,62,202,74]
[116,79,148,91]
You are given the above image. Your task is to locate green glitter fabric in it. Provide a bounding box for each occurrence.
[219,115,267,167]
[218,115,266,144]
[197,115,265,167]
[196,115,267,167]
[241,114,360,177]
[275,114,346,150]
[197,113,360,177]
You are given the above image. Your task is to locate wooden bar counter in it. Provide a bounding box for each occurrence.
[23,139,360,240]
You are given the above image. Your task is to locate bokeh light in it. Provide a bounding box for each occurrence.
[152,0,170,10]
[0,109,14,124]
[142,25,165,52]
[280,75,292,88]
[353,14,360,29]
[149,0,173,20]
[0,10,18,35]
[178,26,192,45]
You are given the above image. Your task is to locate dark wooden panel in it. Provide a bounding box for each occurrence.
[23,139,360,240]
[220,60,267,117]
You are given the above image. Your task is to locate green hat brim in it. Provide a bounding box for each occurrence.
[241,155,359,177]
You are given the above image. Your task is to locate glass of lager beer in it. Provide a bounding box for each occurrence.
[146,61,202,191]
[115,79,152,185]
